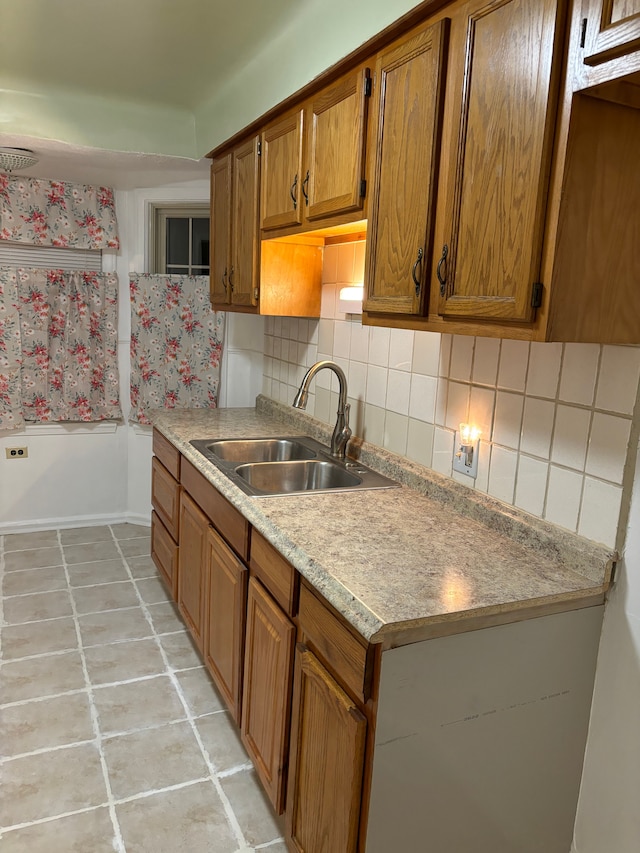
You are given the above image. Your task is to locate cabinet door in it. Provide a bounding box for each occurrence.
[582,0,640,65]
[177,491,208,652]
[437,0,564,323]
[260,110,304,231]
[364,20,449,315]
[231,136,260,307]
[210,154,232,305]
[241,577,295,814]
[305,67,370,222]
[204,525,248,724]
[151,457,180,540]
[286,645,367,853]
[151,511,178,601]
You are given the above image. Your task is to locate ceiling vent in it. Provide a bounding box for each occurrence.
[0,147,39,173]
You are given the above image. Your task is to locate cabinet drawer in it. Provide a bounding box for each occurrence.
[181,457,250,561]
[298,581,372,703]
[250,530,298,617]
[153,428,181,479]
[151,457,181,540]
[151,511,178,600]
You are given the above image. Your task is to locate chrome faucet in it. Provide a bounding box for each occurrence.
[292,360,352,459]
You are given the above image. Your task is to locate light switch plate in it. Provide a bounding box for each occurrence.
[452,433,479,479]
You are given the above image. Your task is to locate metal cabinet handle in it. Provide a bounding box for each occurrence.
[222,267,228,293]
[412,248,423,296]
[437,244,448,296]
[302,170,309,206]
[290,174,298,210]
[228,266,235,292]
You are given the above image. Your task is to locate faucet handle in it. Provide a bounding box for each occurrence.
[344,402,350,425]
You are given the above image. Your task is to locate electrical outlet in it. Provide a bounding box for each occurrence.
[5,446,28,459]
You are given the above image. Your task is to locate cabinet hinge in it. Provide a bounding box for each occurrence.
[364,72,372,97]
[579,17,588,48]
[531,282,543,309]
[360,179,367,198]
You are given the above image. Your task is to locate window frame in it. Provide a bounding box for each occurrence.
[149,203,210,276]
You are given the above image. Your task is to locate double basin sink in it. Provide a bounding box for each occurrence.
[190,436,398,497]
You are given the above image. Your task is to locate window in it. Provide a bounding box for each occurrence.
[151,204,210,276]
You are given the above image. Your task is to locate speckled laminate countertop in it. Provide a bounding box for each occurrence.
[152,397,616,647]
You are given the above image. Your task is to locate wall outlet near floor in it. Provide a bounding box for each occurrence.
[5,446,28,459]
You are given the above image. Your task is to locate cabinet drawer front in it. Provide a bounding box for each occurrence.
[152,429,181,479]
[298,581,371,703]
[151,511,178,600]
[151,457,181,540]
[249,530,298,617]
[180,457,250,561]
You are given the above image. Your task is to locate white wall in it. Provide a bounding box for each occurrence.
[0,177,215,532]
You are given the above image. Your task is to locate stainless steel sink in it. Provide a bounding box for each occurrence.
[236,460,361,493]
[202,438,316,463]
[189,435,398,496]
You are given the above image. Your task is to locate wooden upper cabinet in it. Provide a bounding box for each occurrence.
[582,0,640,65]
[260,110,304,231]
[210,153,232,305]
[210,136,260,310]
[305,67,371,222]
[436,0,564,323]
[364,20,449,315]
[231,137,260,306]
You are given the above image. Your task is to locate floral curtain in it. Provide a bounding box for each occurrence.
[0,267,121,430]
[0,173,120,249]
[129,274,224,425]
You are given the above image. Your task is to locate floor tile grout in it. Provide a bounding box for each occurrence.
[1,524,286,852]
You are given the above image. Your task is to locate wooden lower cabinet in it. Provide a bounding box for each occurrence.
[241,577,295,813]
[285,644,367,853]
[204,525,248,724]
[177,491,208,652]
[151,510,178,599]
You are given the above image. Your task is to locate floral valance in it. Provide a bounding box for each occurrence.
[0,173,120,250]
[0,266,121,430]
[130,274,224,425]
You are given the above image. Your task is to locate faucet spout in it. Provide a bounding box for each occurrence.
[292,360,352,459]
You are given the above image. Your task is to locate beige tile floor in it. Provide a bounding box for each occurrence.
[0,524,286,853]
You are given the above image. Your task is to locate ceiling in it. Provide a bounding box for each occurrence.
[0,0,302,110]
[0,0,304,186]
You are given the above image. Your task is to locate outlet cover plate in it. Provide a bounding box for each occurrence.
[453,435,479,479]
[6,446,28,459]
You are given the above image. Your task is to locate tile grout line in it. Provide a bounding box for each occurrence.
[109,529,254,851]
[56,528,127,853]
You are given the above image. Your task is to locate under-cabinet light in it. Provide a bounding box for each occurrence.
[338,285,364,314]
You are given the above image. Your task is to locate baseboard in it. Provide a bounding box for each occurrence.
[0,511,151,535]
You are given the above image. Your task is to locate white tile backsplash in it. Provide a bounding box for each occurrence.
[497,340,529,391]
[585,412,631,484]
[492,391,524,450]
[559,343,600,406]
[595,345,640,415]
[520,397,555,459]
[551,405,591,471]
[578,477,623,548]
[389,328,414,371]
[545,466,583,532]
[262,237,640,545]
